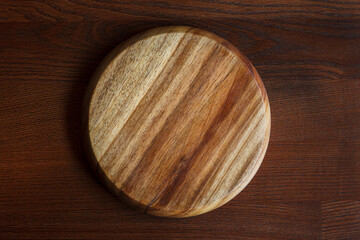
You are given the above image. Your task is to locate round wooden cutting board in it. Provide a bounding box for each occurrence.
[83,26,271,218]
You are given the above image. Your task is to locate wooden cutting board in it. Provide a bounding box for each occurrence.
[83,26,271,218]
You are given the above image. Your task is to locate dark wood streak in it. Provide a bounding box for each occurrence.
[106,32,201,181]
[150,67,252,210]
[191,78,262,207]
[121,40,223,194]
[150,62,254,210]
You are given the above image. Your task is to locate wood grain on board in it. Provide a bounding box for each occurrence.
[0,0,359,239]
[84,26,270,217]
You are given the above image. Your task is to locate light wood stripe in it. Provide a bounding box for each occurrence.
[84,26,271,218]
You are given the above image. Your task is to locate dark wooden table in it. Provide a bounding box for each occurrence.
[1,1,359,239]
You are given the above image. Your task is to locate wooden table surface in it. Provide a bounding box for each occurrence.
[0,1,359,239]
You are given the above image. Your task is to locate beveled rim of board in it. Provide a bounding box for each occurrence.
[82,26,271,218]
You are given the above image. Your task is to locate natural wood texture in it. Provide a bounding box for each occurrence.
[0,0,359,238]
[84,26,270,217]
[322,201,360,239]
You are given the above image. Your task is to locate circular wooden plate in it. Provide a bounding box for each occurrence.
[83,26,271,218]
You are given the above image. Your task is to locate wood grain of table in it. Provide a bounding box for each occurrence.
[0,1,359,239]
